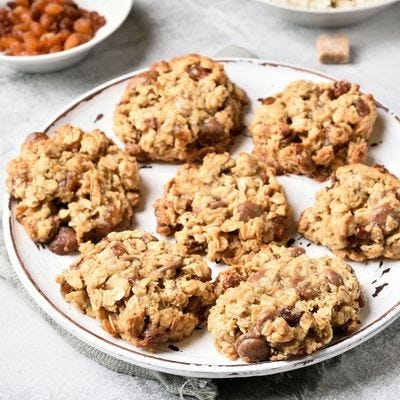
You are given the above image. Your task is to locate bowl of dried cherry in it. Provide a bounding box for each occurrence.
[0,0,133,72]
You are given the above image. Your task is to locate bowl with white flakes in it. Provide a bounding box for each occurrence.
[256,0,400,27]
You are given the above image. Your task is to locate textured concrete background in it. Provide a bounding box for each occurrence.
[1,0,400,398]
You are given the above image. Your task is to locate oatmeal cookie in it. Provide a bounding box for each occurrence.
[56,230,215,351]
[214,244,305,296]
[208,251,363,362]
[250,80,377,181]
[154,152,291,264]
[7,125,140,254]
[114,54,248,162]
[299,164,400,261]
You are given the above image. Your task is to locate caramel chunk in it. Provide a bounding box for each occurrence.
[317,34,350,64]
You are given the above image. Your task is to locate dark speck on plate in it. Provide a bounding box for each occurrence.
[94,113,104,123]
[372,283,388,298]
[35,242,46,250]
[139,165,153,169]
[168,344,180,352]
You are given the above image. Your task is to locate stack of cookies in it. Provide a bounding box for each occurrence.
[9,53,396,364]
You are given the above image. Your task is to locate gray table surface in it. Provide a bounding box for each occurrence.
[1,1,400,399]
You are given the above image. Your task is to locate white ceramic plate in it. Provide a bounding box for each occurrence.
[256,0,400,27]
[4,58,400,378]
[0,0,133,73]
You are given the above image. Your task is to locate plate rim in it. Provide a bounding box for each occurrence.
[4,57,400,378]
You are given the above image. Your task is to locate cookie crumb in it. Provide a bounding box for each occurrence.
[317,34,350,64]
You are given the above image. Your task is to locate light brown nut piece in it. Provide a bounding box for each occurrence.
[237,201,262,222]
[317,34,350,64]
[250,80,377,181]
[299,163,400,261]
[208,253,363,362]
[114,54,248,162]
[56,230,215,351]
[154,152,292,264]
[6,125,140,254]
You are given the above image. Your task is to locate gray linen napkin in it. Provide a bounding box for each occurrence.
[0,45,254,400]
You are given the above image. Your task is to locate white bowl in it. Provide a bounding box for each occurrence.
[0,0,133,73]
[256,0,400,27]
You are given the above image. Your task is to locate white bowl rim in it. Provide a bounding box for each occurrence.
[257,0,400,14]
[0,0,134,62]
[3,57,400,377]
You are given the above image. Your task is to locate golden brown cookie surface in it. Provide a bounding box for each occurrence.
[214,244,305,296]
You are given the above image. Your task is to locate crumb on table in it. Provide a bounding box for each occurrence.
[317,34,350,64]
